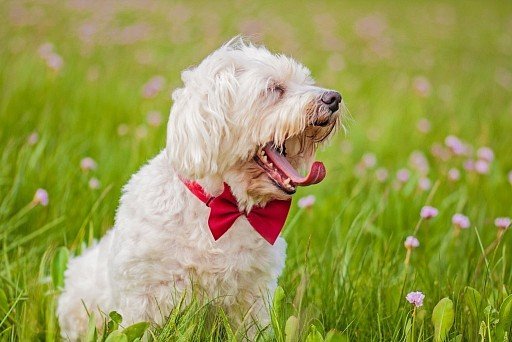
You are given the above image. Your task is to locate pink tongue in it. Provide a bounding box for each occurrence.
[264,144,326,186]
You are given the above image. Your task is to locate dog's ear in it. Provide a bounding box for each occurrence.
[166,50,238,179]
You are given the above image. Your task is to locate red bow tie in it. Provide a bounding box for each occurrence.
[182,180,291,244]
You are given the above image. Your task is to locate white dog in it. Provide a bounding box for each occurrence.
[57,37,342,340]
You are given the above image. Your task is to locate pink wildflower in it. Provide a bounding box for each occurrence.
[27,132,39,145]
[80,157,97,171]
[46,53,64,72]
[430,143,450,161]
[135,125,148,139]
[375,167,388,182]
[463,159,475,172]
[88,178,101,189]
[38,43,64,72]
[417,118,431,133]
[396,169,410,183]
[495,217,511,230]
[418,177,431,191]
[508,171,512,185]
[474,160,490,174]
[38,43,54,58]
[412,76,431,97]
[117,124,129,136]
[447,168,460,182]
[477,147,494,163]
[420,206,438,219]
[409,151,429,175]
[298,195,316,209]
[452,213,470,229]
[406,291,425,307]
[362,153,377,168]
[33,188,49,206]
[142,75,165,98]
[146,111,163,127]
[445,135,468,156]
[354,14,388,40]
[404,236,420,249]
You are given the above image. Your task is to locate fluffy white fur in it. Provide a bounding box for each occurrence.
[57,38,340,340]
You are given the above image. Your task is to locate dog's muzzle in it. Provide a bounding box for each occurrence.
[312,90,342,127]
[321,91,342,113]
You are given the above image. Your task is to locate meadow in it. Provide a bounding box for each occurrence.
[1,0,512,340]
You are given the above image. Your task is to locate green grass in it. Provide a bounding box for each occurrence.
[1,0,512,340]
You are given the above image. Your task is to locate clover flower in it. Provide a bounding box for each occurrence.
[89,178,101,189]
[416,118,431,134]
[474,160,490,174]
[298,195,316,209]
[354,14,387,40]
[477,147,494,163]
[463,159,475,172]
[409,151,429,175]
[452,213,470,229]
[135,125,148,139]
[404,236,419,265]
[375,167,388,183]
[482,217,511,259]
[418,177,432,191]
[420,206,438,219]
[80,157,97,172]
[431,143,450,161]
[396,169,410,183]
[38,42,64,72]
[404,236,420,249]
[445,135,468,156]
[146,111,163,127]
[406,291,425,307]
[33,188,49,206]
[38,43,54,58]
[447,168,460,182]
[117,124,129,136]
[142,75,165,98]
[495,217,511,230]
[362,153,377,168]
[412,76,431,97]
[46,53,64,72]
[27,132,39,145]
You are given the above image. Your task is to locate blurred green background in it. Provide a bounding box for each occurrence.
[1,0,512,340]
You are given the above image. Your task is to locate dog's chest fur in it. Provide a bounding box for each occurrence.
[59,152,286,332]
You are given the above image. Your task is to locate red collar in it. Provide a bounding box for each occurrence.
[182,179,291,244]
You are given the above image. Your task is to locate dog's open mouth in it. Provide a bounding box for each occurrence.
[253,142,326,194]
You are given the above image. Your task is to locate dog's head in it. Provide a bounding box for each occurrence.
[167,37,343,208]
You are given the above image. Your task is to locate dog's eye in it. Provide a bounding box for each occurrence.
[268,84,285,98]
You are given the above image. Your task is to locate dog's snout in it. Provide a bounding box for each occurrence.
[321,91,342,112]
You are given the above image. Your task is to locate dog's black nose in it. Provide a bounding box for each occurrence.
[321,91,342,112]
